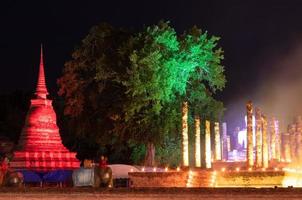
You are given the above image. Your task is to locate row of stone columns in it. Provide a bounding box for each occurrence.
[246,101,284,168]
[181,102,226,168]
[182,100,302,169]
[282,117,302,163]
[246,101,270,168]
[246,101,302,168]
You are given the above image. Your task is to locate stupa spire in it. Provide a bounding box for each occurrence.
[35,44,48,99]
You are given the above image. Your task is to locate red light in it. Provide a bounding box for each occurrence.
[10,46,80,172]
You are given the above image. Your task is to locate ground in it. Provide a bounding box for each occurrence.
[0,188,301,199]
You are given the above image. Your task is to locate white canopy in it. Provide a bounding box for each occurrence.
[108,164,140,179]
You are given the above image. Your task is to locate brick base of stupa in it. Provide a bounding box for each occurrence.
[10,98,81,172]
[11,151,80,171]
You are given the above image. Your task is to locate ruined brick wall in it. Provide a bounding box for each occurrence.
[129,171,285,188]
[129,172,188,187]
[216,171,284,187]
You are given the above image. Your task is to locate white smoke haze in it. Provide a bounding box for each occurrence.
[255,41,302,132]
[225,39,302,133]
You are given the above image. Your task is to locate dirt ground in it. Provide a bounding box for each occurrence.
[0,188,301,200]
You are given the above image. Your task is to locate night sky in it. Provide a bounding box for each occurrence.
[1,0,302,132]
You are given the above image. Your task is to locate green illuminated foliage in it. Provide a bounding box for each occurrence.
[58,21,226,165]
[121,21,225,145]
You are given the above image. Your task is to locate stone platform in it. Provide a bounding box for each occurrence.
[129,169,287,188]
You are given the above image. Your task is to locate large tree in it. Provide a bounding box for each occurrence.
[58,23,132,162]
[117,22,225,165]
[58,21,226,165]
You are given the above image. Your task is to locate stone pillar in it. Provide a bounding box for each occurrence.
[270,118,276,160]
[295,117,302,164]
[195,116,201,167]
[255,108,262,168]
[233,127,240,150]
[297,133,302,163]
[283,131,291,163]
[262,115,268,168]
[205,120,212,169]
[227,136,231,152]
[267,122,272,161]
[246,101,254,168]
[280,133,285,161]
[275,120,281,162]
[181,102,189,167]
[222,122,228,161]
[289,124,296,163]
[214,122,222,161]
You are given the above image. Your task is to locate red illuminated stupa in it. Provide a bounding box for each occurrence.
[10,46,80,171]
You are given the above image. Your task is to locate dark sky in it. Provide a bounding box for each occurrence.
[1,0,302,132]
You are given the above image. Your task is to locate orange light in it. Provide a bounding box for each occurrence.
[182,102,189,167]
[221,167,226,172]
[205,120,212,168]
[10,47,80,171]
[195,117,201,167]
[236,167,240,172]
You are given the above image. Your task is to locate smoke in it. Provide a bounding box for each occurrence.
[255,41,302,131]
[225,39,302,133]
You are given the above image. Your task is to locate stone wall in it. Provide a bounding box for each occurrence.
[129,171,285,188]
[129,172,188,187]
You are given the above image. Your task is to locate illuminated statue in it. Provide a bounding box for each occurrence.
[246,101,254,168]
[182,102,189,167]
[10,46,80,171]
[255,108,262,168]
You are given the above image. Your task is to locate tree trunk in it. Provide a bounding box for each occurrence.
[144,142,155,167]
